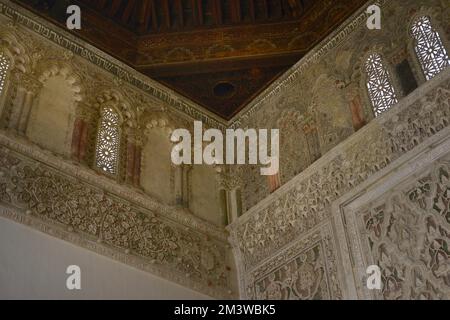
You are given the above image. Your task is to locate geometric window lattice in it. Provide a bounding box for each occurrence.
[365,53,399,117]
[95,107,121,175]
[411,16,450,81]
[0,53,10,97]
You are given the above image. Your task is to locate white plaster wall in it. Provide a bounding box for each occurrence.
[0,217,211,300]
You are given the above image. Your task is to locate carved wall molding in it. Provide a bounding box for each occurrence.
[231,0,450,216]
[0,132,228,242]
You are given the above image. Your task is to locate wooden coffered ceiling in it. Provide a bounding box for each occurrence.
[14,0,367,120]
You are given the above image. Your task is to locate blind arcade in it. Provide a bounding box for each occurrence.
[171,121,279,176]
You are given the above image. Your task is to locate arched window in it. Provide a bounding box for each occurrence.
[95,107,121,175]
[0,53,10,97]
[411,16,450,80]
[365,53,398,117]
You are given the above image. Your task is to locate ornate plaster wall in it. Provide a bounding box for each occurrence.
[228,57,450,300]
[231,0,450,212]
[0,0,236,299]
[227,0,450,299]
[0,0,449,300]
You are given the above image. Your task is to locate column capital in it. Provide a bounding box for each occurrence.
[13,72,42,93]
[216,169,241,191]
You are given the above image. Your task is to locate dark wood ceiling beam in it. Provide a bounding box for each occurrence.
[108,0,122,17]
[249,0,256,21]
[231,0,241,23]
[121,0,136,24]
[162,0,171,29]
[196,0,204,25]
[95,0,108,10]
[237,0,242,22]
[138,0,151,33]
[190,0,198,25]
[138,0,148,24]
[139,51,303,77]
[213,0,222,25]
[276,0,283,18]
[280,0,287,17]
[150,0,158,31]
[175,0,184,27]
[262,0,269,19]
[287,0,302,17]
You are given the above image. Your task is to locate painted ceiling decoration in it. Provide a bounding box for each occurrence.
[14,0,367,120]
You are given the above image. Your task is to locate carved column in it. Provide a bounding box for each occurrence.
[169,133,190,206]
[71,104,91,163]
[126,138,136,184]
[71,117,84,160]
[133,144,142,187]
[173,164,184,205]
[302,121,321,163]
[182,165,192,208]
[346,84,367,131]
[8,73,42,134]
[216,166,242,223]
[17,91,35,133]
[350,94,366,131]
[228,188,243,222]
[267,173,281,193]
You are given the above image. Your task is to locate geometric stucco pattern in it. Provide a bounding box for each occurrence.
[228,71,450,298]
[0,135,234,298]
[246,223,343,300]
[357,158,450,299]
[337,144,450,300]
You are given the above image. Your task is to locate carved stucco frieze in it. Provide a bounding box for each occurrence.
[12,71,41,93]
[336,145,450,300]
[245,223,343,300]
[0,0,449,300]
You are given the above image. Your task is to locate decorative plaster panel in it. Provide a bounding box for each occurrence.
[228,70,450,299]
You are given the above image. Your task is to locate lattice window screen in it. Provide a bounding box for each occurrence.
[95,107,121,175]
[411,16,450,80]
